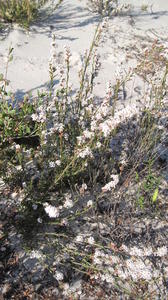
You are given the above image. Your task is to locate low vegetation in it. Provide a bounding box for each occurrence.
[0,3,167,299]
[0,0,49,27]
[87,0,130,16]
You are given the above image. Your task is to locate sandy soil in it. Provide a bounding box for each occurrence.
[0,0,168,101]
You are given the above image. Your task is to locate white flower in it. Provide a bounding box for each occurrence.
[93,256,102,265]
[110,174,119,185]
[64,133,69,141]
[79,183,88,194]
[110,255,120,264]
[10,192,18,200]
[64,199,73,208]
[75,235,84,243]
[82,183,87,190]
[117,268,129,280]
[101,273,114,283]
[130,246,144,257]
[39,112,46,123]
[140,269,153,281]
[91,120,97,132]
[15,144,21,151]
[58,123,64,133]
[56,160,61,166]
[126,258,152,281]
[99,122,111,137]
[31,113,38,121]
[143,247,153,256]
[54,271,64,281]
[49,161,56,168]
[44,203,59,218]
[77,136,83,145]
[96,141,102,148]
[102,181,114,192]
[37,217,43,224]
[87,200,93,207]
[87,236,95,245]
[22,182,27,188]
[77,147,93,159]
[121,244,129,252]
[93,250,103,265]
[31,112,46,123]
[94,249,103,257]
[49,34,57,66]
[83,130,93,139]
[30,250,43,259]
[155,246,167,257]
[102,175,119,192]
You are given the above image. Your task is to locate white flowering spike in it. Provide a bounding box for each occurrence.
[96,141,102,148]
[87,200,93,207]
[30,250,43,259]
[106,81,113,102]
[49,161,56,168]
[49,34,57,65]
[75,235,84,243]
[87,236,95,245]
[64,198,73,209]
[155,246,167,257]
[44,203,60,218]
[56,160,61,166]
[15,144,21,151]
[93,249,103,265]
[37,217,43,224]
[54,271,64,281]
[102,174,119,192]
[77,147,93,159]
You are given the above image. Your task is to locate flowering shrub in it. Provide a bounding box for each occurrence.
[1,20,166,230]
[0,14,167,297]
[1,20,134,216]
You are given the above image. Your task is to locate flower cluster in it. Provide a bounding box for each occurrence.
[102,174,119,192]
[75,235,95,245]
[37,193,75,222]
[54,271,64,281]
[44,202,60,218]
[91,243,162,284]
[122,244,167,258]
[64,194,73,209]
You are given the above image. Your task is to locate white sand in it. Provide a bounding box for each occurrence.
[0,0,168,101]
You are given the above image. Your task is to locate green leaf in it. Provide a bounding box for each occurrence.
[152,188,158,203]
[138,196,144,209]
[9,55,13,62]
[0,73,3,81]
[135,171,139,182]
[26,127,31,134]
[9,47,14,55]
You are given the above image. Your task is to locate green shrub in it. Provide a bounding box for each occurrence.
[0,0,48,27]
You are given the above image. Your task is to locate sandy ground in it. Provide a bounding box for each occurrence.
[0,0,168,102]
